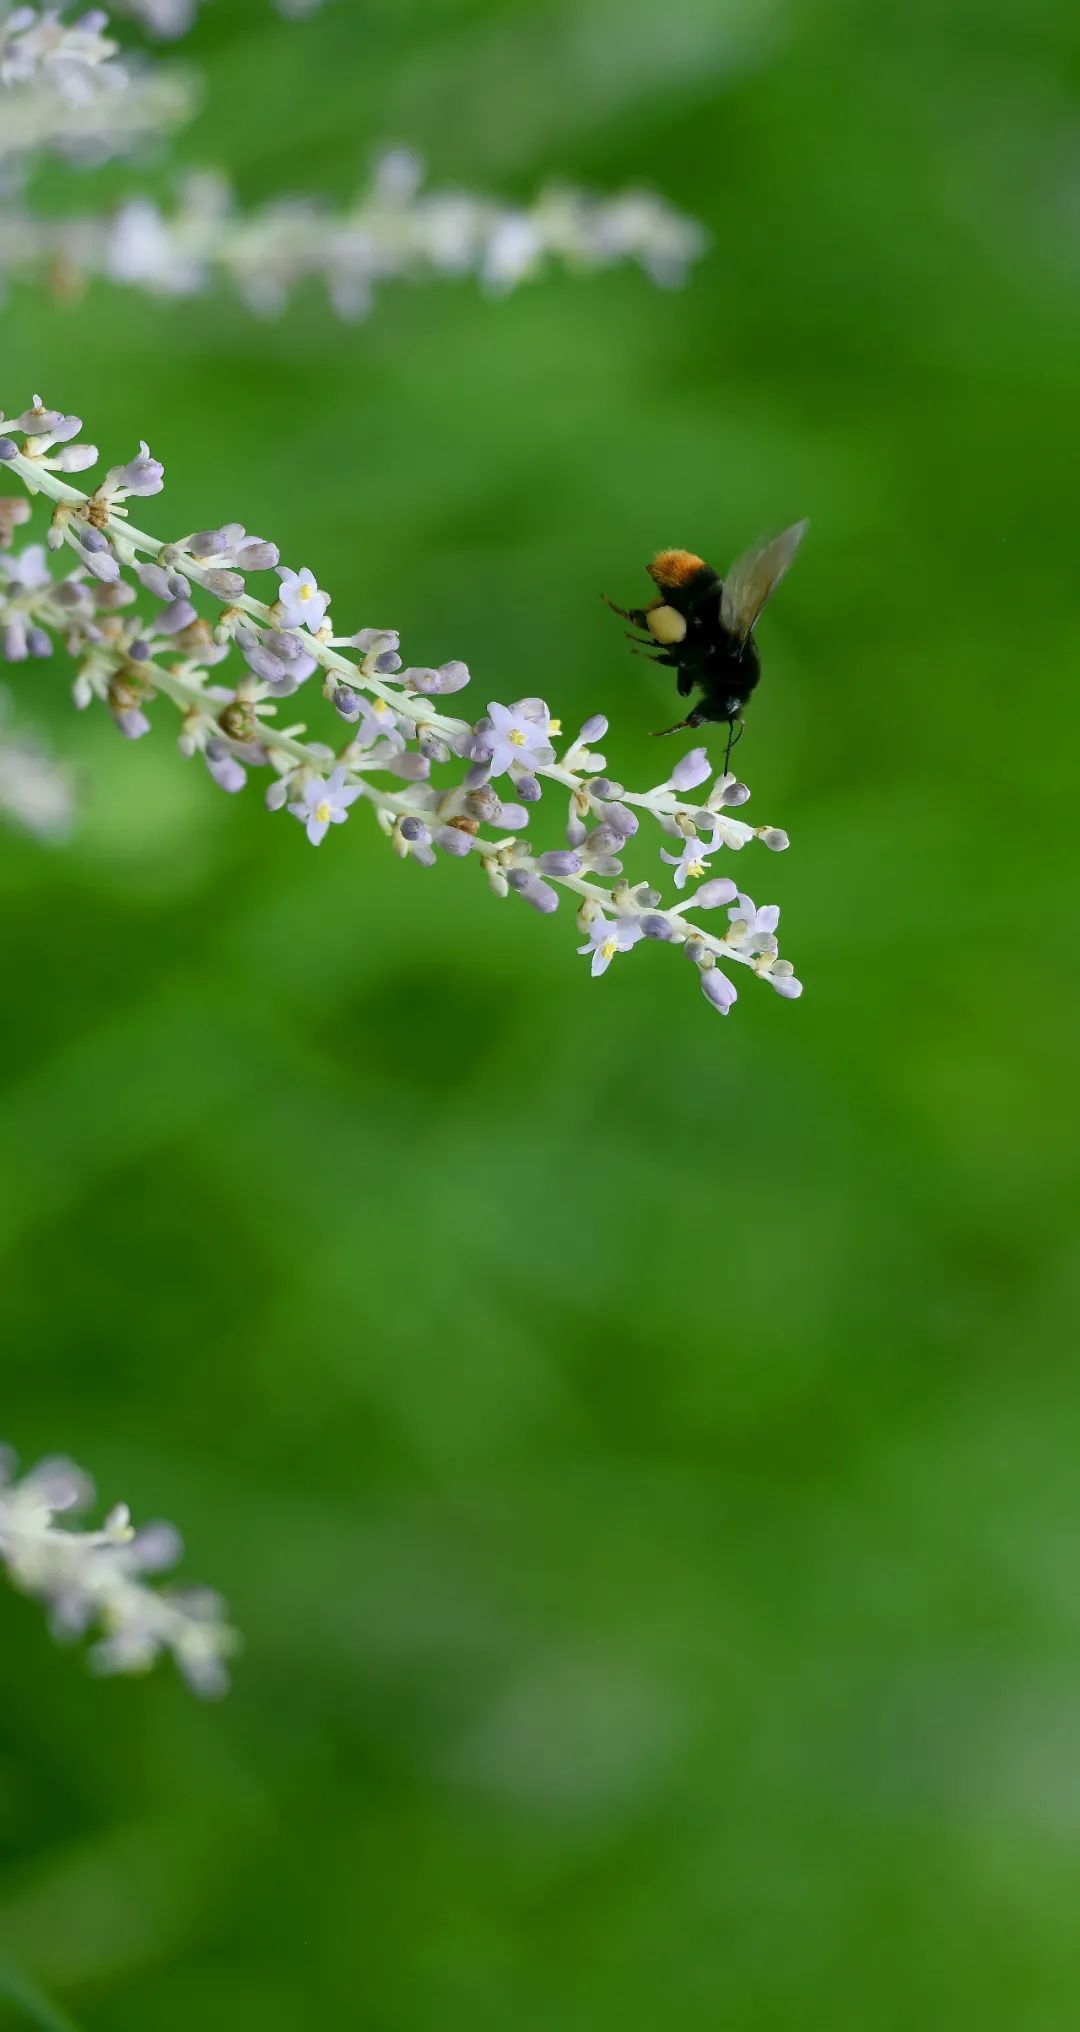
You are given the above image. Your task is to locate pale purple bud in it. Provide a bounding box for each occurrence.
[420,735,450,764]
[204,740,246,793]
[435,824,474,857]
[434,658,470,693]
[515,773,542,802]
[770,973,803,998]
[22,1458,91,1511]
[584,822,621,857]
[536,850,581,876]
[3,621,28,661]
[137,562,188,600]
[83,548,120,585]
[375,650,402,674]
[26,627,52,658]
[388,752,430,781]
[136,563,169,598]
[638,887,662,908]
[233,540,279,572]
[701,968,737,1014]
[155,599,197,635]
[201,569,245,601]
[0,439,17,461]
[399,815,429,842]
[265,778,289,811]
[579,713,608,742]
[696,878,738,908]
[77,524,109,552]
[497,803,529,830]
[55,444,98,472]
[761,828,789,851]
[604,803,639,839]
[351,628,400,655]
[669,747,711,792]
[129,640,151,660]
[466,786,500,823]
[401,666,441,693]
[641,914,674,940]
[566,814,587,848]
[464,759,492,791]
[332,685,361,720]
[715,776,750,807]
[129,1522,183,1573]
[49,414,83,443]
[507,870,558,913]
[113,707,151,740]
[187,530,227,556]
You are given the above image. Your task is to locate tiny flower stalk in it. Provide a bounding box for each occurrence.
[0,393,804,1017]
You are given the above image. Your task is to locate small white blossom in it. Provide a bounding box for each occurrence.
[660,825,720,890]
[288,763,362,844]
[0,541,51,592]
[577,913,645,978]
[104,440,164,497]
[726,891,781,952]
[276,565,330,632]
[482,699,556,778]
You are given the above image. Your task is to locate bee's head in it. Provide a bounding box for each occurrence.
[648,549,706,591]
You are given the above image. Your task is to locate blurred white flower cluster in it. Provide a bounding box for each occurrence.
[0,8,705,314]
[0,393,803,1018]
[0,1443,237,1693]
[0,3,194,182]
[10,152,706,317]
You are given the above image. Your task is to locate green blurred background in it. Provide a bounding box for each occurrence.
[2,0,1078,2024]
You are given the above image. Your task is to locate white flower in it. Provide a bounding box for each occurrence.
[0,542,51,592]
[105,441,164,497]
[483,699,555,778]
[288,764,362,845]
[577,912,644,978]
[726,891,780,952]
[276,565,330,632]
[660,825,720,890]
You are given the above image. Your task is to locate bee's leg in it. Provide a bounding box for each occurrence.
[722,718,745,774]
[602,595,649,627]
[651,710,707,737]
[676,667,695,698]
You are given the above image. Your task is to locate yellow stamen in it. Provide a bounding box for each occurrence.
[315,800,332,824]
[509,728,526,747]
[373,698,387,714]
[688,860,705,880]
[299,582,314,601]
[549,717,562,735]
[601,939,617,961]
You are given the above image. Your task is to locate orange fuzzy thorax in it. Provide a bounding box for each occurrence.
[648,549,706,590]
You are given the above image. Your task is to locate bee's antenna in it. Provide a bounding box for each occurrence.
[651,717,693,737]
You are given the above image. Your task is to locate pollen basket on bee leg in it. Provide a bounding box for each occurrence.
[646,603,688,646]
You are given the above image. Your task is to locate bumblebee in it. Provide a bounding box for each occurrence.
[603,520,807,770]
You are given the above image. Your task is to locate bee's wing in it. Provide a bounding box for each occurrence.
[720,520,808,640]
